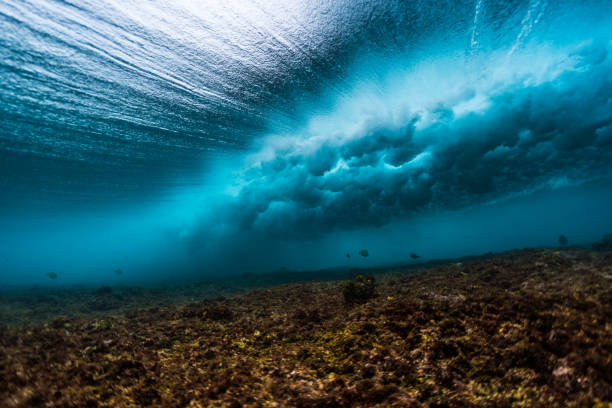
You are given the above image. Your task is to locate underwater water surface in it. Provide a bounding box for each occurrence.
[1,0,612,287]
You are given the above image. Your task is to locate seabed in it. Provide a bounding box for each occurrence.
[1,248,611,407]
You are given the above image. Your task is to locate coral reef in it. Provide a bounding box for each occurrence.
[593,234,612,251]
[1,248,611,407]
[342,275,376,304]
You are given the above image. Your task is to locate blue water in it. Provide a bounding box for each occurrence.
[1,0,612,286]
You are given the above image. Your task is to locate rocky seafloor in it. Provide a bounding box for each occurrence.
[1,248,611,407]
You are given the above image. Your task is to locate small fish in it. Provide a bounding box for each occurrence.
[46,272,58,280]
[346,253,350,258]
[358,249,369,258]
[114,268,123,275]
[410,253,420,259]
